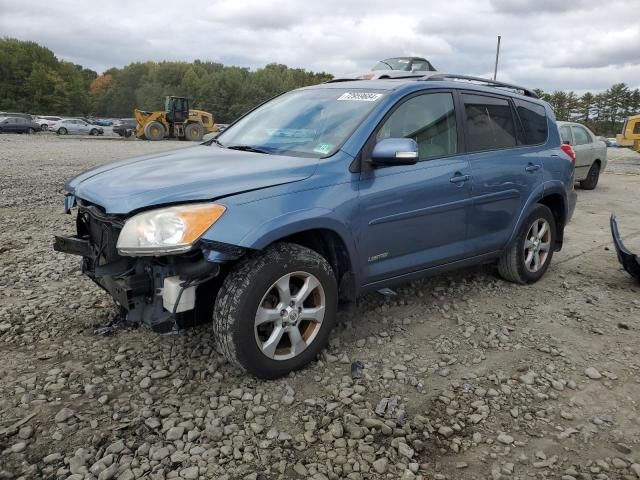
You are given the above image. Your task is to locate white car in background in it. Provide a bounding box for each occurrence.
[558,121,607,190]
[50,118,104,136]
[35,116,62,130]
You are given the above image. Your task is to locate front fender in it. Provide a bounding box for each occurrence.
[239,209,362,281]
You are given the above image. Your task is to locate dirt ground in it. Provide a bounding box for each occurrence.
[1,134,640,480]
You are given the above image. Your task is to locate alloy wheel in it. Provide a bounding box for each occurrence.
[254,271,326,361]
[523,218,551,273]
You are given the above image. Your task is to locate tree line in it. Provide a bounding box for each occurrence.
[535,85,640,137]
[1,38,638,132]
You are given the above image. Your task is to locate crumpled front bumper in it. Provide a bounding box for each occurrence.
[53,202,241,332]
[610,213,640,282]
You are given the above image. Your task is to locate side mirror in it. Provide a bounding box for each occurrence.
[370,138,419,167]
[563,140,571,145]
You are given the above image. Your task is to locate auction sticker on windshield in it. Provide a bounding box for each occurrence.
[313,142,333,154]
[337,92,383,102]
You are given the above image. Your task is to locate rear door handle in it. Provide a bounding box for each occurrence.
[526,164,541,172]
[450,174,470,184]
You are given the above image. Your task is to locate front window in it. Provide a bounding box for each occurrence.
[216,88,386,158]
[572,126,592,145]
[376,92,458,160]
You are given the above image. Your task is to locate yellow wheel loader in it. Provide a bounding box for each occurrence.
[134,96,218,141]
[616,114,640,152]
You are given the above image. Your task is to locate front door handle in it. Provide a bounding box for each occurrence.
[450,174,470,184]
[526,164,541,172]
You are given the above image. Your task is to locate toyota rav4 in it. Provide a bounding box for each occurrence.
[55,73,577,378]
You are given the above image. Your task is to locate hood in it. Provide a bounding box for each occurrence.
[66,145,318,214]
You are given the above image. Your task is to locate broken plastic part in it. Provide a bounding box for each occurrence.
[610,213,640,282]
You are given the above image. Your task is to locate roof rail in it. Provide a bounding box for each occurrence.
[422,73,539,98]
[326,72,425,83]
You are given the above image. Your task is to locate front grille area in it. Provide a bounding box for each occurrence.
[76,203,126,267]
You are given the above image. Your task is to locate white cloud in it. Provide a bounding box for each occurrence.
[0,0,638,92]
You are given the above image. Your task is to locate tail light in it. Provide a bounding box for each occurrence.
[561,144,576,164]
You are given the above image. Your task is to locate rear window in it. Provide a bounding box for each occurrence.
[514,99,548,145]
[462,94,517,152]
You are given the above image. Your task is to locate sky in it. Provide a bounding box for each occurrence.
[1,0,639,93]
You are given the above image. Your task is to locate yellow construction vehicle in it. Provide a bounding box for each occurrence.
[134,96,218,141]
[616,114,640,152]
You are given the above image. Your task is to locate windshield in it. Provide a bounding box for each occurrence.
[372,58,412,71]
[216,88,386,158]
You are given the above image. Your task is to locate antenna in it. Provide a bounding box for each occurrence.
[493,36,501,81]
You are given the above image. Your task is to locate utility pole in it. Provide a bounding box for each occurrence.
[493,35,501,80]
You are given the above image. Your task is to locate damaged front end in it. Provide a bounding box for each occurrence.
[610,213,640,282]
[54,200,245,332]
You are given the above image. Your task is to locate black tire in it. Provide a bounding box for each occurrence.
[124,130,132,138]
[498,204,557,284]
[26,127,34,134]
[184,123,204,141]
[214,243,338,379]
[90,128,98,136]
[579,162,600,190]
[42,124,48,131]
[144,121,165,141]
[58,127,67,135]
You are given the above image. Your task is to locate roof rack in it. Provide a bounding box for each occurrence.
[326,72,425,83]
[421,73,539,98]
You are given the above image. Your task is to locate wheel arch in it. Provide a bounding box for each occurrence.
[507,183,568,252]
[238,213,360,301]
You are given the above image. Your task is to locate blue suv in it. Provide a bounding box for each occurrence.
[55,74,577,378]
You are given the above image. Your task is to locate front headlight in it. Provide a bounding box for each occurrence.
[116,203,226,256]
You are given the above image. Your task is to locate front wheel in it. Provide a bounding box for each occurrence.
[144,121,165,141]
[184,123,204,141]
[26,127,34,134]
[579,162,600,190]
[213,243,338,379]
[498,204,557,284]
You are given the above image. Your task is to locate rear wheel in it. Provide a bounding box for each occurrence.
[57,127,68,135]
[42,124,48,131]
[213,243,338,379]
[26,127,34,134]
[144,121,165,141]
[498,204,556,284]
[184,123,204,141]
[579,162,600,190]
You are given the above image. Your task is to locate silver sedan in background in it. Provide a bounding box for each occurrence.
[558,121,607,190]
[51,118,104,136]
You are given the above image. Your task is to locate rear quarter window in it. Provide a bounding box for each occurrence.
[514,99,548,145]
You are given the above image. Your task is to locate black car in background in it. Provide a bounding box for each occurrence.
[0,116,42,134]
[113,118,137,137]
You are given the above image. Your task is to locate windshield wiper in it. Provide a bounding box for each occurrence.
[227,145,271,154]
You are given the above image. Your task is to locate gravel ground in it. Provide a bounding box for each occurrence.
[1,134,640,480]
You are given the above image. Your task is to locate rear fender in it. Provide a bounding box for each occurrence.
[505,181,567,249]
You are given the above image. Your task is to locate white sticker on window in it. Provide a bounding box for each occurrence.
[337,92,383,102]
